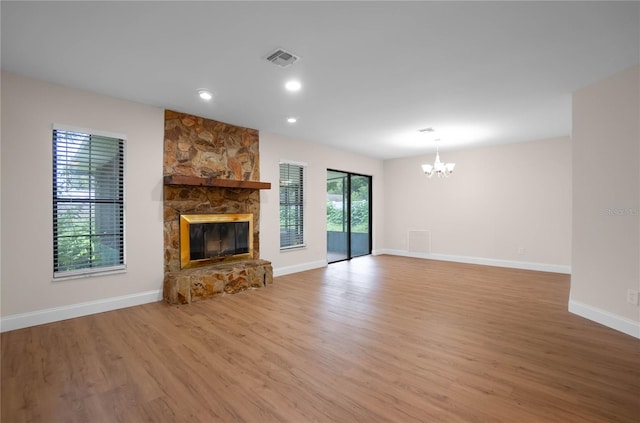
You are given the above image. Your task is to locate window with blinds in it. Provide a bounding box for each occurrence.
[52,126,125,278]
[279,162,305,249]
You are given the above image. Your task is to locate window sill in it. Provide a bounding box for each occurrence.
[53,266,126,282]
[280,245,307,252]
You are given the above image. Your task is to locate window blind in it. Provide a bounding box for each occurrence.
[279,162,305,249]
[53,128,125,278]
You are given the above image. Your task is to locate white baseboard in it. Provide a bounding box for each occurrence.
[569,299,640,339]
[1,289,163,333]
[376,249,572,274]
[274,260,327,277]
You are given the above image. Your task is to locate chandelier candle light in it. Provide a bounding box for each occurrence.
[420,132,456,178]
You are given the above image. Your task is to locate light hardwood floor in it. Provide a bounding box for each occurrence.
[2,255,639,422]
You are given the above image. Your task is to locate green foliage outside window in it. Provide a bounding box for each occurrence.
[326,200,369,233]
[326,176,369,233]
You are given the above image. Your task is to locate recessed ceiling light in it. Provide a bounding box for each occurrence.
[287,117,298,123]
[198,89,213,101]
[285,80,301,91]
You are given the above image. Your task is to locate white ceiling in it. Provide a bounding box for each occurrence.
[2,1,639,159]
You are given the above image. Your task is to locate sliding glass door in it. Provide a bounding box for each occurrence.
[326,170,371,263]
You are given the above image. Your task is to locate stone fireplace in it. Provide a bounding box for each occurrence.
[163,110,273,305]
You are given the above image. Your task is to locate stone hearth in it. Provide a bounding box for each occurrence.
[164,259,273,304]
[163,110,272,305]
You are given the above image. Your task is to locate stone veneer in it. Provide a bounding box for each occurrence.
[164,259,273,304]
[163,110,272,304]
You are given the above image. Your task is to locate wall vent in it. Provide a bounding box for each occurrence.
[265,48,300,68]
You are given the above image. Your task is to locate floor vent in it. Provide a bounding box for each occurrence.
[265,48,300,68]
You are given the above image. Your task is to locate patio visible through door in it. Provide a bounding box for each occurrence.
[326,170,371,263]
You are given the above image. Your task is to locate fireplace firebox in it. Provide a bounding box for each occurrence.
[180,214,253,269]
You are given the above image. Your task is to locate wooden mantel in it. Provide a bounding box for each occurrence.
[163,175,271,190]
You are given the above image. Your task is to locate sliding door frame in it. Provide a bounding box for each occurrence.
[326,169,372,263]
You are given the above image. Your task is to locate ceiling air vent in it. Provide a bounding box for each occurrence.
[265,48,300,68]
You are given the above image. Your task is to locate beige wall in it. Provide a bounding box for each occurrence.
[259,131,384,274]
[571,65,640,334]
[383,138,572,271]
[1,72,165,322]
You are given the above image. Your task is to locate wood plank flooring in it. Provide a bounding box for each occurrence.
[2,255,639,422]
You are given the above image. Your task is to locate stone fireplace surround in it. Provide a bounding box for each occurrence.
[163,110,273,304]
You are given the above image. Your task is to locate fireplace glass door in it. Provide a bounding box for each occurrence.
[189,221,249,260]
[326,170,371,263]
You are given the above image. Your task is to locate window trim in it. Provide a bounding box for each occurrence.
[279,160,306,250]
[52,124,127,280]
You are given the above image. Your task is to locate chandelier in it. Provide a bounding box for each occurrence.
[421,139,455,178]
